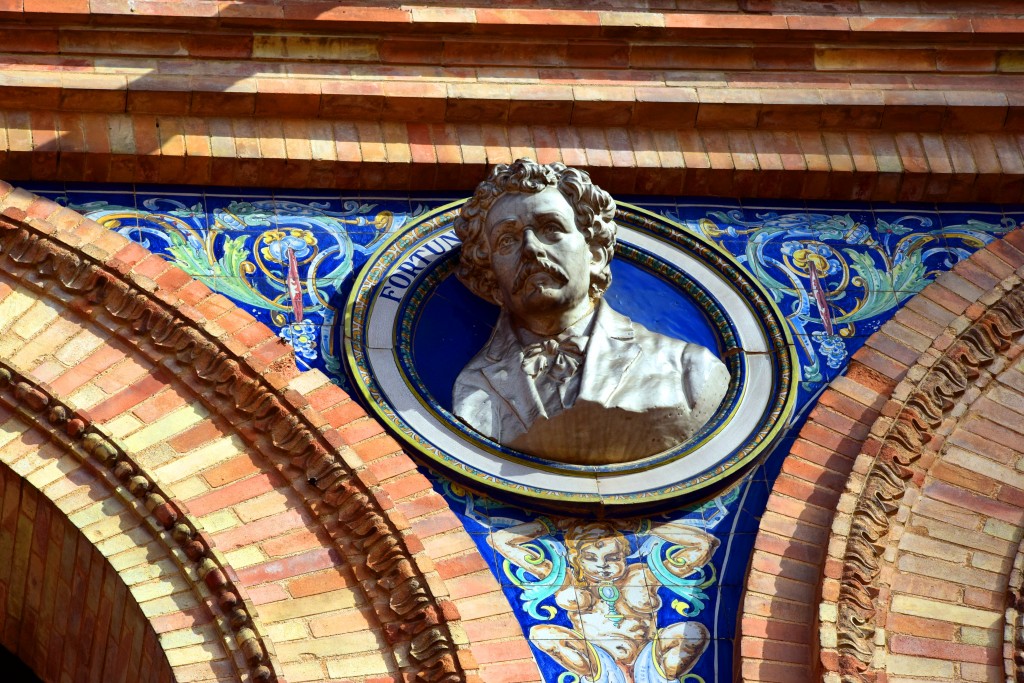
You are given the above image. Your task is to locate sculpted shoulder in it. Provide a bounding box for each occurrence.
[452,349,499,440]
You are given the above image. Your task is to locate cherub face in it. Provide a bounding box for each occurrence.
[577,539,627,582]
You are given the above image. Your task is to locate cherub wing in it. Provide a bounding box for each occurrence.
[501,534,567,621]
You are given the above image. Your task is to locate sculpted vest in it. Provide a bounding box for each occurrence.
[452,300,730,465]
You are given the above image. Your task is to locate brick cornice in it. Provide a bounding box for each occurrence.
[2,3,1023,198]
[4,114,1023,202]
[4,4,1024,40]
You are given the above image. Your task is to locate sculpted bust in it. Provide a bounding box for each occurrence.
[452,159,730,465]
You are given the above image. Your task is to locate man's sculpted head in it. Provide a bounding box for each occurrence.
[455,159,617,310]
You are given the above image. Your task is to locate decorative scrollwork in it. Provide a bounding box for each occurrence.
[0,362,278,682]
[833,280,1024,683]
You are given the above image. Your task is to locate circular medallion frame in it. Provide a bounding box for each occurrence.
[343,200,797,512]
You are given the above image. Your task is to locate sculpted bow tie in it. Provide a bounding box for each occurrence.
[521,336,584,384]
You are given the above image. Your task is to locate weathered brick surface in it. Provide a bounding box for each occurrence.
[0,412,206,683]
[741,228,1024,681]
[1,5,1024,197]
[0,186,539,681]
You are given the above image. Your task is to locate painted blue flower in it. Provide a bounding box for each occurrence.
[842,220,870,245]
[261,229,315,263]
[812,331,847,369]
[780,241,842,278]
[279,320,318,360]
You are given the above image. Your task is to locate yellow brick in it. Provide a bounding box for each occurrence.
[67,498,126,529]
[11,300,60,339]
[310,607,373,638]
[224,545,265,569]
[139,590,197,618]
[198,509,241,534]
[6,445,53,476]
[0,417,28,451]
[277,630,380,661]
[25,456,77,490]
[121,558,177,586]
[81,513,140,545]
[66,384,107,410]
[890,595,1001,628]
[94,524,151,558]
[960,625,1000,647]
[325,653,392,678]
[104,413,144,439]
[983,518,1020,542]
[133,575,189,603]
[163,642,222,667]
[267,621,308,643]
[234,489,291,523]
[122,404,206,453]
[109,541,164,572]
[159,627,213,650]
[281,660,326,683]
[885,654,953,678]
[154,434,245,484]
[135,443,178,470]
[54,328,105,365]
[946,447,1024,491]
[0,288,36,333]
[258,590,358,624]
[421,529,476,560]
[961,663,1004,682]
[287,369,330,395]
[0,335,23,361]
[168,476,209,502]
[42,468,86,501]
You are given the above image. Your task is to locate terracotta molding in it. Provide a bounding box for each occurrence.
[0,189,477,683]
[737,229,1024,682]
[826,280,1024,681]
[1007,534,1024,683]
[3,116,1023,202]
[0,360,277,682]
[2,5,1024,41]
[0,74,1020,133]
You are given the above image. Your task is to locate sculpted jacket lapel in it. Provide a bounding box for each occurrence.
[577,301,642,406]
[480,313,547,435]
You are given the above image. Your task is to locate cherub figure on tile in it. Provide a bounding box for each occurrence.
[490,517,719,683]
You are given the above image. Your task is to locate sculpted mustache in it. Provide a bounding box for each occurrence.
[512,259,568,293]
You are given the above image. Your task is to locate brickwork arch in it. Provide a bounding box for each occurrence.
[0,365,236,683]
[0,182,540,682]
[739,228,1024,682]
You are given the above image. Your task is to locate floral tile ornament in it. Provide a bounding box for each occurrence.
[62,192,427,380]
[666,204,1017,389]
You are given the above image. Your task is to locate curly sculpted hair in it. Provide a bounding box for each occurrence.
[454,159,617,305]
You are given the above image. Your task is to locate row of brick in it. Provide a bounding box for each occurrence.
[3,112,1024,201]
[8,24,1024,74]
[739,228,1024,681]
[0,233,412,681]
[0,400,211,683]
[0,283,271,681]
[4,1,1024,37]
[1,67,1021,131]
